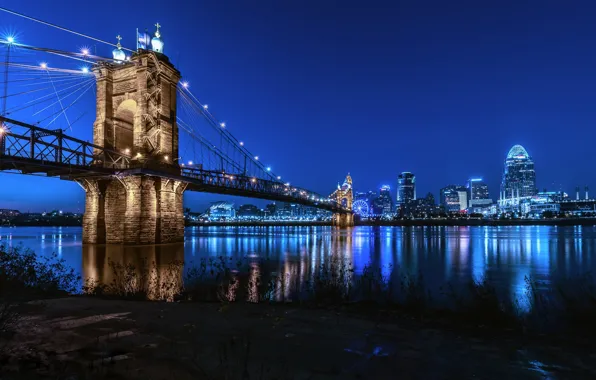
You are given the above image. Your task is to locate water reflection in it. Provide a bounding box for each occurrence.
[2,225,596,307]
[82,244,184,301]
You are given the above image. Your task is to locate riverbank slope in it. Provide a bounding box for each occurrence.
[5,297,596,379]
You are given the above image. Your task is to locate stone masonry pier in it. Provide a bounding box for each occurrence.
[80,176,186,244]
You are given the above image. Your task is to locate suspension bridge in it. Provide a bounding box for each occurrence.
[0,9,353,244]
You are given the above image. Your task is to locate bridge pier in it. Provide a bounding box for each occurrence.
[332,212,354,227]
[80,176,186,244]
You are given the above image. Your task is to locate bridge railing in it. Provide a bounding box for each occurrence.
[181,167,351,212]
[0,116,131,171]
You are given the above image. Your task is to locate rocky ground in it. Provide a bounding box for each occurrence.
[2,297,596,379]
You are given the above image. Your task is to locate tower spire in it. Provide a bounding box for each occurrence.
[112,35,125,61]
[151,23,164,53]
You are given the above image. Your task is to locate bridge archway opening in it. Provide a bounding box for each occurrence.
[114,99,136,152]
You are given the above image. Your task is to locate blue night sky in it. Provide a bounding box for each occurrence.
[1,0,596,212]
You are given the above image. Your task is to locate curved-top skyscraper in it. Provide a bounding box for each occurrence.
[501,145,537,198]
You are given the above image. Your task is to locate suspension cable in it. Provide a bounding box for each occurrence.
[0,6,135,52]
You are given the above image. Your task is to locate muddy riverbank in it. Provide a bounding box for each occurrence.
[4,297,596,379]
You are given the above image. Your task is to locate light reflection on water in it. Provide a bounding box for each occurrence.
[1,225,595,306]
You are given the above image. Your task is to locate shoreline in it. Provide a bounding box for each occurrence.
[4,217,596,228]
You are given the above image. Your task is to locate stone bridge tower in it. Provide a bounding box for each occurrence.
[80,32,187,245]
[331,173,354,227]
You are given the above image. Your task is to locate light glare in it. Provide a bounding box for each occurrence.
[220,122,226,128]
[6,36,14,44]
[40,62,47,69]
[182,81,189,88]
[81,48,90,56]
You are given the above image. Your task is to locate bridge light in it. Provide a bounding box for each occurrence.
[277,176,281,180]
[220,122,226,128]
[285,183,290,187]
[136,152,142,158]
[40,62,48,69]
[239,141,244,146]
[188,160,193,165]
[251,178,256,183]
[203,104,208,110]
[6,36,14,44]
[81,48,90,56]
[81,67,89,73]
[254,156,259,160]
[230,176,235,180]
[164,155,169,161]
[181,163,185,167]
[124,148,130,155]
[181,81,189,89]
[266,167,271,171]
[0,126,4,135]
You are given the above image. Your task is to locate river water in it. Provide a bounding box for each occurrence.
[1,225,595,307]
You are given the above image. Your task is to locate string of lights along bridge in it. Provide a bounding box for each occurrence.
[0,7,354,244]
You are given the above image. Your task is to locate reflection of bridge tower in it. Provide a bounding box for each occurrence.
[330,173,354,227]
[83,243,184,301]
[80,38,187,244]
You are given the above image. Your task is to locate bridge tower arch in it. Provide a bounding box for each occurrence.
[81,37,186,245]
[331,173,354,227]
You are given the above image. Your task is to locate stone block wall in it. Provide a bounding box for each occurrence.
[332,212,354,228]
[81,176,186,244]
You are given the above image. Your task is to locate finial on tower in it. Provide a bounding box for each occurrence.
[112,35,126,62]
[151,23,164,53]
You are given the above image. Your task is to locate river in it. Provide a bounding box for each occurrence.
[1,225,595,307]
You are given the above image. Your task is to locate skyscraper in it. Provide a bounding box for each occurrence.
[372,185,393,215]
[467,178,492,208]
[501,145,537,199]
[397,172,416,205]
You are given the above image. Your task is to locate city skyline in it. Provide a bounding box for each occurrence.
[1,1,596,212]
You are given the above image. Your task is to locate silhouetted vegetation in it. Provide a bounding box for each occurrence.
[0,245,80,367]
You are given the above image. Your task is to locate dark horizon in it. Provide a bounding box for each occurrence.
[1,0,595,212]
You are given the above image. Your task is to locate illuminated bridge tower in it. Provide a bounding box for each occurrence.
[80,31,186,244]
[331,173,354,227]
